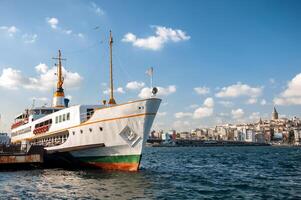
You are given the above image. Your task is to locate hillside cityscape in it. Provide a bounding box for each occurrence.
[150,107,301,145]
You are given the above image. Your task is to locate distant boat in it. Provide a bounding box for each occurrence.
[10,31,161,171]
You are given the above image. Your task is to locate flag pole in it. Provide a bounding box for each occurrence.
[151,69,153,89]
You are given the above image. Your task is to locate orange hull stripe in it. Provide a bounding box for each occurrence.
[88,162,139,171]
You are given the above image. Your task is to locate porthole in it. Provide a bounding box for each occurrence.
[99,127,103,131]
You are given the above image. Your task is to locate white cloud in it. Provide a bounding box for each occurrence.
[174,98,214,120]
[46,17,83,39]
[231,108,244,119]
[246,98,257,105]
[0,26,18,37]
[35,63,48,74]
[175,112,192,119]
[219,112,230,117]
[172,120,190,130]
[274,73,301,105]
[189,104,199,109]
[0,26,37,44]
[260,99,267,105]
[249,112,260,121]
[122,26,190,50]
[218,101,233,107]
[77,33,84,38]
[162,102,168,106]
[47,17,59,29]
[31,97,49,102]
[193,97,214,119]
[138,85,176,98]
[194,86,210,95]
[126,81,145,90]
[63,29,72,35]
[203,97,214,107]
[216,82,263,98]
[157,112,167,117]
[193,107,213,119]
[103,87,125,95]
[91,2,105,15]
[65,95,72,100]
[0,68,27,89]
[116,87,125,93]
[22,34,38,43]
[0,64,82,91]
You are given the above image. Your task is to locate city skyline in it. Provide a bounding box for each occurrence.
[0,0,301,132]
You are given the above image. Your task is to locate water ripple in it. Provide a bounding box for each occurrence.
[0,146,301,199]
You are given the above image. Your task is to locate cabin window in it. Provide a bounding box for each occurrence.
[89,128,92,132]
[63,114,66,121]
[67,113,70,120]
[80,130,83,134]
[55,116,58,123]
[99,127,103,131]
[59,115,62,122]
[87,109,94,120]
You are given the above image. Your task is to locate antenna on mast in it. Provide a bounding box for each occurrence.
[108,30,116,105]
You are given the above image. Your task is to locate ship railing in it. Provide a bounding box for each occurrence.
[33,124,51,135]
[0,144,27,154]
[11,119,28,129]
[31,133,69,147]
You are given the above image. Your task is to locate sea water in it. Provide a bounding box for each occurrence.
[0,146,301,199]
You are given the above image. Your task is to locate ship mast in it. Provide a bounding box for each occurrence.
[108,30,116,105]
[52,50,66,108]
[57,50,63,91]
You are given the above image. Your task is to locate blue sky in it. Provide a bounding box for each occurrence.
[0,0,301,131]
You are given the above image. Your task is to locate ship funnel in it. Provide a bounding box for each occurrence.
[64,98,70,107]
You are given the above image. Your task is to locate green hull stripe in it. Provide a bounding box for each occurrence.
[79,154,141,163]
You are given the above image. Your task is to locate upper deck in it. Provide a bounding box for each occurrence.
[11,104,103,143]
[11,107,63,130]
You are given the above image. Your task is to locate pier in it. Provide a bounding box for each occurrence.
[0,144,44,169]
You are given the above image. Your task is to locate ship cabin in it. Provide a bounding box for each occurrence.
[11,104,103,146]
[11,107,63,130]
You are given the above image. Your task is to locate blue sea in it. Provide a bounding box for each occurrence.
[0,146,301,199]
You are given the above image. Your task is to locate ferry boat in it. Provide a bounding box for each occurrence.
[10,31,161,171]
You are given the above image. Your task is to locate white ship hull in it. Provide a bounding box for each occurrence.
[12,98,161,171]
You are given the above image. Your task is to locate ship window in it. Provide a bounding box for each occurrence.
[99,127,103,131]
[89,128,92,132]
[80,130,83,134]
[59,115,62,122]
[63,114,66,121]
[67,113,70,120]
[55,116,58,123]
[73,131,75,135]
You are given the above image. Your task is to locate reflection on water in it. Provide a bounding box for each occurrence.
[0,169,154,199]
[1,147,301,199]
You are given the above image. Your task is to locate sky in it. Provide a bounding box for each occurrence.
[0,0,301,132]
